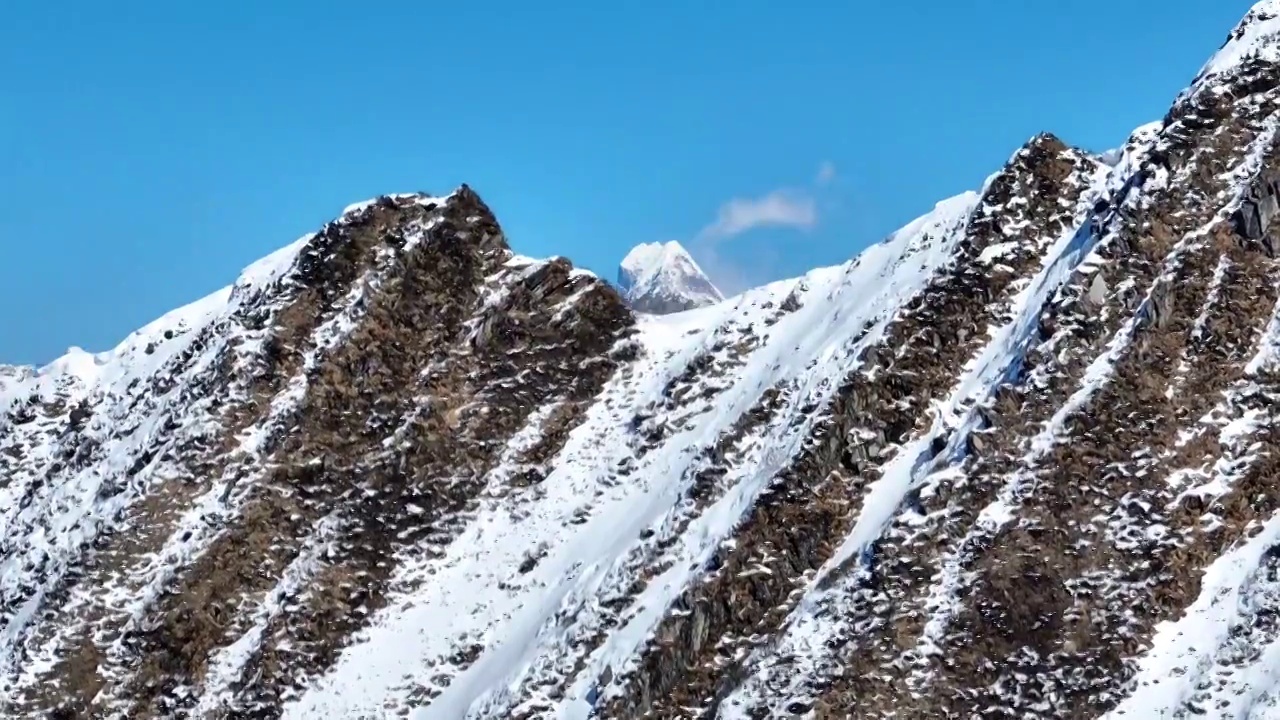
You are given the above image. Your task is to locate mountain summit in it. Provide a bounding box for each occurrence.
[616,240,723,313]
[4,3,1280,718]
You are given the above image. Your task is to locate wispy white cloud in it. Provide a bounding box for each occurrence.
[816,160,837,186]
[696,189,818,241]
[673,161,839,294]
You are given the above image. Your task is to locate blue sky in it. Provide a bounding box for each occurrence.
[0,1,1257,364]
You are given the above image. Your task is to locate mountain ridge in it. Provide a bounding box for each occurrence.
[3,3,1280,718]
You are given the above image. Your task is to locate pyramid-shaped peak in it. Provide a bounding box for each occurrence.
[621,241,694,276]
[617,240,723,314]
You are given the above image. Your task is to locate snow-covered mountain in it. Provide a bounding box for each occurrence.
[616,240,723,314]
[4,3,1280,718]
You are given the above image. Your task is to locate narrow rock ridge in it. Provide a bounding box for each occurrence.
[2,3,1280,718]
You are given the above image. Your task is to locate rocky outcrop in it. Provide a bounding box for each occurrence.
[4,3,1280,718]
[1234,168,1280,252]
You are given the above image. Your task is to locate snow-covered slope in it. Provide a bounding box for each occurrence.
[616,241,723,314]
[4,4,1280,718]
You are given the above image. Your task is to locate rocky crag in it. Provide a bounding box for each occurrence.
[3,3,1280,718]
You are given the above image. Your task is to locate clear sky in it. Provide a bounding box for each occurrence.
[0,1,1258,364]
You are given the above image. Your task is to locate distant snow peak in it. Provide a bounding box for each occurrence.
[0,363,32,378]
[1097,148,1124,167]
[617,240,723,314]
[0,364,33,397]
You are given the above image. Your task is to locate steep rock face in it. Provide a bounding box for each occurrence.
[3,4,1280,719]
[616,241,723,314]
